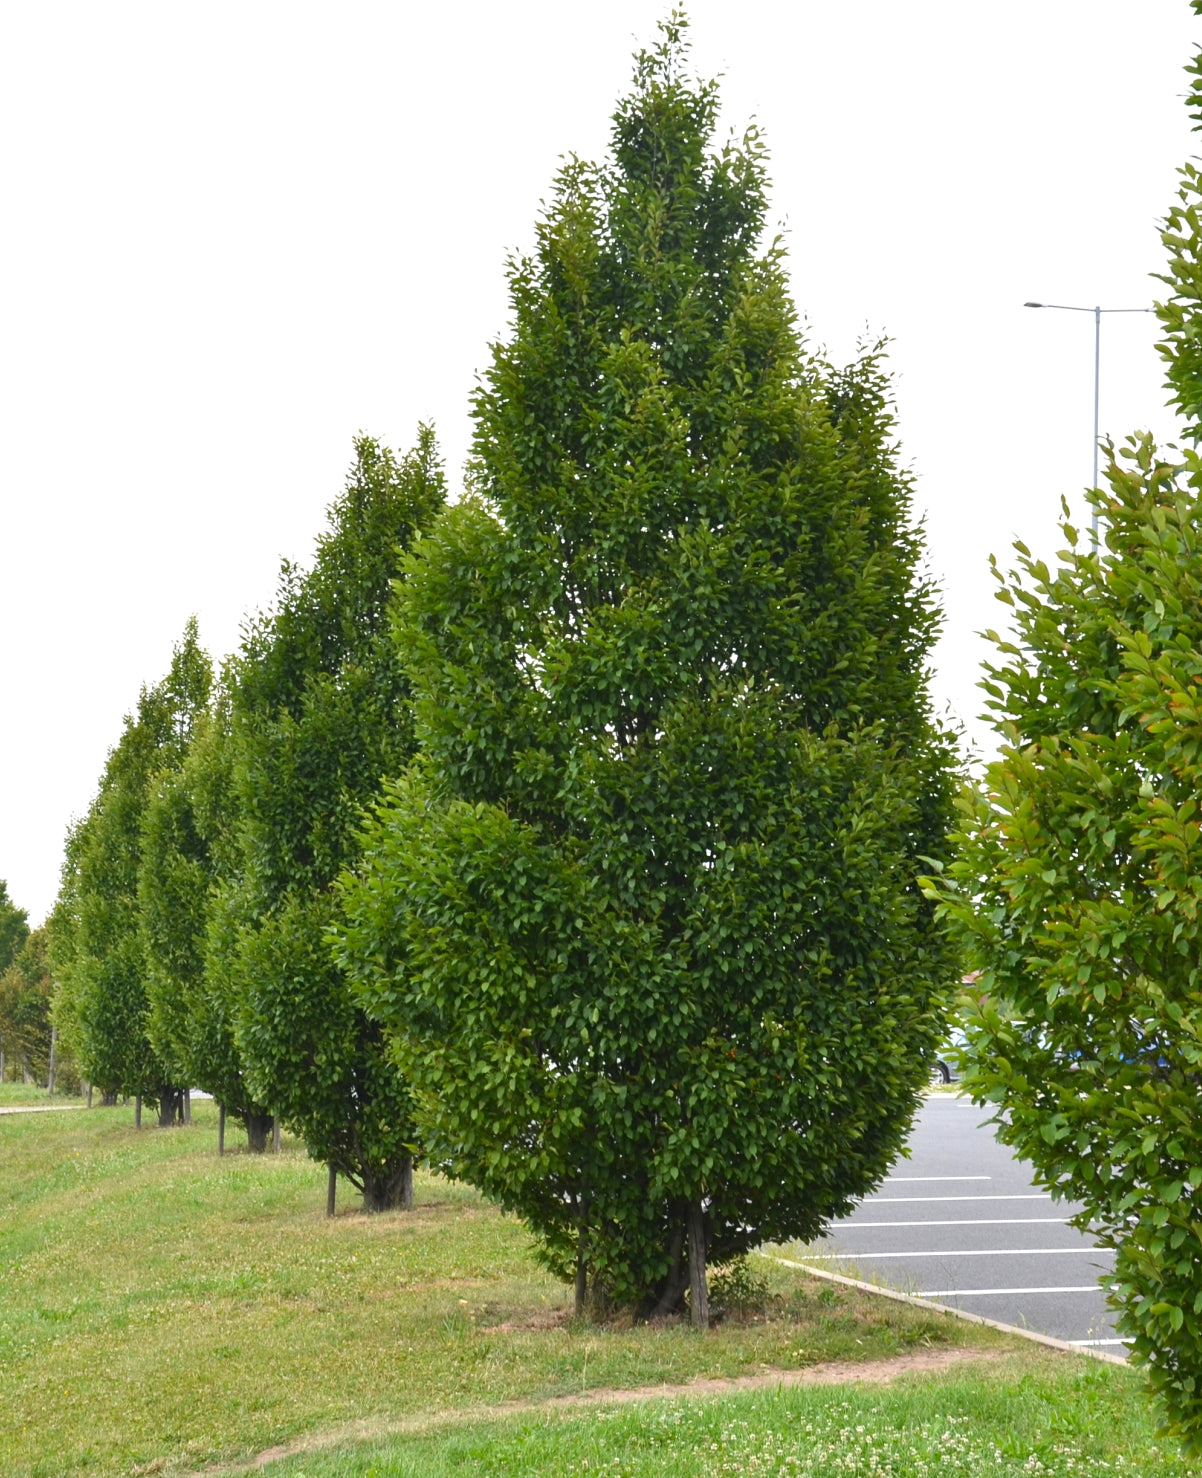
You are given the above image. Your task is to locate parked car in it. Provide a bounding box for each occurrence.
[930,1026,967,1086]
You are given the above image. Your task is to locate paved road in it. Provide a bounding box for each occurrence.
[802,1093,1123,1353]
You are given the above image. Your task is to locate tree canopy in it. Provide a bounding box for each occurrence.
[0,880,29,976]
[336,18,957,1321]
[216,429,445,1206]
[50,621,212,1118]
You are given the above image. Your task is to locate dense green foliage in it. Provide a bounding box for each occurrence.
[336,20,957,1317]
[140,690,273,1143]
[0,881,28,976]
[925,18,1202,1452]
[0,927,71,1087]
[50,623,212,1116]
[216,431,444,1205]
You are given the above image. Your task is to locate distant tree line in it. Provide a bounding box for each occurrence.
[0,882,74,1088]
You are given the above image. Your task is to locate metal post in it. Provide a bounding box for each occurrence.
[1023,301,1152,546]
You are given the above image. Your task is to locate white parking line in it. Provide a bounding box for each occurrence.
[841,1218,1071,1229]
[921,1286,1101,1296]
[809,1247,1110,1260]
[867,1194,1052,1204]
[883,1176,992,1183]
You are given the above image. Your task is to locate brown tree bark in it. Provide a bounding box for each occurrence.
[327,1164,337,1218]
[218,1103,225,1156]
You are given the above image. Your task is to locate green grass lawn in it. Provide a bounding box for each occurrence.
[0,1079,80,1107]
[255,1363,1189,1476]
[0,1099,1171,1478]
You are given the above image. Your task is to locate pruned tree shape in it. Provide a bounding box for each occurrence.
[336,17,957,1318]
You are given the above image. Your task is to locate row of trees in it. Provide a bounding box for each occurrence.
[51,18,958,1320]
[51,431,444,1193]
[39,1,1202,1448]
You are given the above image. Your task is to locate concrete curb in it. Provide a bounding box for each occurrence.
[760,1253,1129,1368]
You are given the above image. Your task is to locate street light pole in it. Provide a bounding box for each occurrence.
[1024,301,1153,542]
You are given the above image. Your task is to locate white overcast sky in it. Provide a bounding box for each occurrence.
[1,1,1196,924]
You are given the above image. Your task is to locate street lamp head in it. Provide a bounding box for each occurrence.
[1024,301,1044,308]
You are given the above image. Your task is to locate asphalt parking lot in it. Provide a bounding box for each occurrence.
[798,1093,1123,1353]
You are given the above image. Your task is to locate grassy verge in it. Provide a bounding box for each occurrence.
[0,1080,80,1107]
[255,1360,1188,1476]
[0,1101,1016,1478]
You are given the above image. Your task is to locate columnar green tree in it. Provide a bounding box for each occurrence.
[217,431,444,1206]
[0,882,28,976]
[140,690,274,1147]
[0,881,30,1079]
[50,621,212,1121]
[335,20,957,1319]
[925,11,1202,1451]
[0,927,77,1089]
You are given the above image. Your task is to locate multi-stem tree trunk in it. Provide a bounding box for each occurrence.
[361,1154,414,1212]
[156,1086,184,1128]
[244,1107,273,1153]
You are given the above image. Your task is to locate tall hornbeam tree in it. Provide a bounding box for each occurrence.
[50,621,211,1121]
[140,690,275,1148]
[215,430,444,1208]
[925,9,1202,1453]
[335,18,958,1322]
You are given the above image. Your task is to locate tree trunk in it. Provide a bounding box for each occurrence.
[183,1089,191,1124]
[244,1108,272,1153]
[273,1116,281,1153]
[218,1104,225,1156]
[1,1045,6,1082]
[135,1094,142,1128]
[47,1027,57,1096]
[327,1164,337,1218]
[157,1087,182,1128]
[87,1083,93,1109]
[575,1239,588,1319]
[101,1090,117,1107]
[687,1201,709,1330]
[362,1155,415,1212]
[644,1223,687,1320]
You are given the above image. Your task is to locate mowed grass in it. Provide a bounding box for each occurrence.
[0,1100,1008,1478]
[0,1080,80,1107]
[257,1364,1190,1476]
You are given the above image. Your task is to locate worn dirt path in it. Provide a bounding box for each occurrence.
[0,1102,85,1114]
[187,1346,1004,1477]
